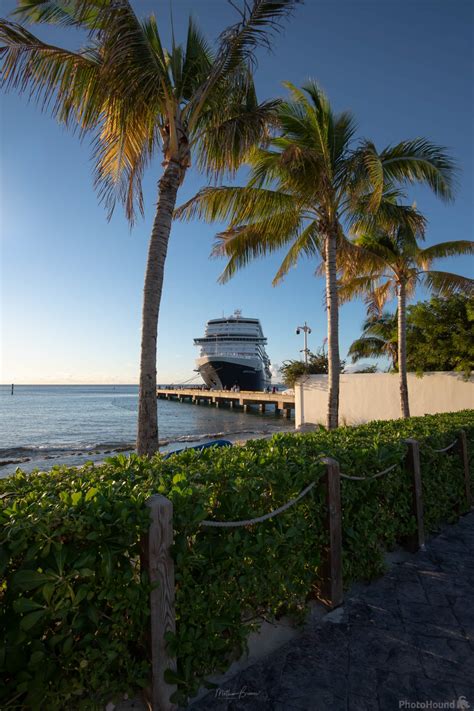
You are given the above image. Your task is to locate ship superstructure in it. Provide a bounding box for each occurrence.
[194,310,272,391]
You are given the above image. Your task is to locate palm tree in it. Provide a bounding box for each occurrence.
[176,82,455,429]
[339,225,474,417]
[348,311,398,369]
[0,0,301,455]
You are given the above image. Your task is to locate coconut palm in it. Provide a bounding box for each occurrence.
[0,0,301,454]
[176,82,455,429]
[348,311,398,369]
[339,225,474,417]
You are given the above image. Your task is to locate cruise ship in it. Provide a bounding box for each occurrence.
[194,311,272,391]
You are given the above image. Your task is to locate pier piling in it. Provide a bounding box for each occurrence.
[157,388,295,419]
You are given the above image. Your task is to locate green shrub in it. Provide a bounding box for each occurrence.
[1,410,473,708]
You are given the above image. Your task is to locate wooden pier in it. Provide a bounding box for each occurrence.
[156,387,295,418]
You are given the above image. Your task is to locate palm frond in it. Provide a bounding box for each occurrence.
[356,140,384,211]
[361,311,397,337]
[11,0,107,30]
[212,209,303,283]
[246,146,288,188]
[186,0,300,129]
[337,237,392,278]
[282,81,334,176]
[0,19,101,128]
[216,0,301,70]
[96,2,172,104]
[418,240,474,265]
[348,336,388,362]
[331,110,357,171]
[87,3,173,219]
[175,185,298,227]
[338,275,381,304]
[379,138,456,201]
[364,280,395,316]
[195,92,280,177]
[348,192,426,238]
[180,16,214,101]
[92,96,158,222]
[273,219,323,284]
[421,270,474,297]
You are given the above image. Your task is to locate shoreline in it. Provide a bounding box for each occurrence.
[0,428,292,479]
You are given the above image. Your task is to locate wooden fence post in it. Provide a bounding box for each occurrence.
[457,430,472,509]
[404,439,425,551]
[319,457,343,609]
[142,495,177,711]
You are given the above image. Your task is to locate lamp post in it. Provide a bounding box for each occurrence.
[296,322,312,365]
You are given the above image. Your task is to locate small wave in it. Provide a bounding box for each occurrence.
[0,428,288,462]
[158,428,283,447]
[0,442,135,459]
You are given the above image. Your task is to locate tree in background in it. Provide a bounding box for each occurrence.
[339,223,473,418]
[0,0,300,454]
[348,311,398,370]
[406,295,474,377]
[178,83,453,429]
[348,295,473,376]
[352,364,379,374]
[280,346,345,388]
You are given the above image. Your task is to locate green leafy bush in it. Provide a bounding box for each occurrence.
[1,410,473,708]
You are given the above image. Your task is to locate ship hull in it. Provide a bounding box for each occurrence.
[197,358,269,391]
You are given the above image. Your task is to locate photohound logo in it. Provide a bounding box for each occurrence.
[399,698,470,710]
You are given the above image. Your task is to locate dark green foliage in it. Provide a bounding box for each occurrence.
[1,410,473,708]
[406,295,474,376]
[281,346,345,387]
[348,295,474,376]
[353,364,379,373]
[0,466,153,710]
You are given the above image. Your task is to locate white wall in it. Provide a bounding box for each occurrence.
[295,372,474,428]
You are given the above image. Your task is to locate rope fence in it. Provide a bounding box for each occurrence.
[340,462,398,481]
[200,480,318,527]
[200,458,401,526]
[142,429,472,711]
[428,440,458,453]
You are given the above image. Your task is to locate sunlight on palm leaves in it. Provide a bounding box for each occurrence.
[339,227,474,306]
[1,0,300,222]
[0,0,301,454]
[177,81,456,428]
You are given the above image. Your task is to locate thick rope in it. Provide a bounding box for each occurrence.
[0,492,16,500]
[340,462,398,481]
[200,455,404,526]
[429,440,457,454]
[200,480,318,528]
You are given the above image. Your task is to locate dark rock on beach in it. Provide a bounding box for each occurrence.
[0,457,30,468]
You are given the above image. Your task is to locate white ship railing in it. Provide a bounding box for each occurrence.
[199,351,260,359]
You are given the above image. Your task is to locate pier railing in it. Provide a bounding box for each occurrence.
[141,429,471,710]
[157,387,295,417]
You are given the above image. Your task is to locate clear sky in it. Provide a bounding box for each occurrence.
[1,0,473,384]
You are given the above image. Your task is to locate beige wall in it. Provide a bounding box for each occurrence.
[295,372,474,428]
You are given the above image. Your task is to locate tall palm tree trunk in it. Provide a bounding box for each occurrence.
[325,229,340,429]
[397,282,410,418]
[137,160,183,456]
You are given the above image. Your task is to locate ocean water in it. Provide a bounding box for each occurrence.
[0,385,293,476]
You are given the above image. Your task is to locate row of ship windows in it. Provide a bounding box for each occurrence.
[196,336,267,343]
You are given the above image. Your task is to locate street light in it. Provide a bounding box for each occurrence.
[296,321,312,365]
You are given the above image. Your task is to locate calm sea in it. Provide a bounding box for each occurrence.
[0,385,293,477]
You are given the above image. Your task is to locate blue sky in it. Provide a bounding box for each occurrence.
[1,0,473,384]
